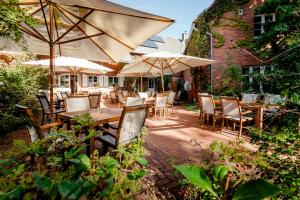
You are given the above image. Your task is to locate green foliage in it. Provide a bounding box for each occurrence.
[212,31,225,48]
[0,125,148,199]
[175,164,279,200]
[249,116,300,199]
[0,0,36,48]
[0,55,48,134]
[185,101,200,112]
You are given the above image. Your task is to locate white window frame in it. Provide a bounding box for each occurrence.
[254,13,275,37]
[108,76,119,87]
[88,75,99,87]
[59,74,70,88]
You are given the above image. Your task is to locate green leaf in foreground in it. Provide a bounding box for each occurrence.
[233,179,280,200]
[175,165,219,199]
[213,165,229,181]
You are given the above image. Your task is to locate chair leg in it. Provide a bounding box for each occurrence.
[41,114,45,125]
[233,123,236,131]
[213,114,216,127]
[238,121,243,139]
[221,117,224,133]
[226,119,229,129]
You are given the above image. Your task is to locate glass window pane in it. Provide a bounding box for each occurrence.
[254,16,262,23]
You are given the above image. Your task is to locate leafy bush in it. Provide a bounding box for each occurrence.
[0,55,48,134]
[0,115,148,199]
[250,114,300,200]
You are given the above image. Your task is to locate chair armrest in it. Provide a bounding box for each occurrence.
[241,110,253,115]
[98,126,117,138]
[39,121,64,130]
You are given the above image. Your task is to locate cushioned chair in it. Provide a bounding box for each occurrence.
[199,94,222,127]
[15,104,63,142]
[122,90,129,98]
[138,92,149,99]
[220,96,253,139]
[167,91,176,113]
[64,97,90,112]
[109,91,118,103]
[118,92,126,108]
[174,90,181,104]
[89,92,101,109]
[96,104,149,151]
[152,96,168,118]
[242,93,258,104]
[37,94,65,125]
[146,91,152,97]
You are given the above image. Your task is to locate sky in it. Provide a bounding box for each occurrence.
[109,0,214,39]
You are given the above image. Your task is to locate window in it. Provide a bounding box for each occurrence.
[59,74,70,87]
[242,66,271,91]
[254,14,275,37]
[148,78,155,89]
[88,75,98,87]
[108,77,119,87]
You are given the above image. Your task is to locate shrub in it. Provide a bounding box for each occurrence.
[0,115,148,199]
[0,55,48,135]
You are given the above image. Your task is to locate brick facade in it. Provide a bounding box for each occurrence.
[184,0,265,90]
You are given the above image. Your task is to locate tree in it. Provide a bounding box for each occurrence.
[0,0,35,47]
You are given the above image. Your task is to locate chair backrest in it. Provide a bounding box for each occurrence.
[167,91,176,104]
[118,92,125,103]
[198,92,209,96]
[122,90,128,98]
[264,94,286,105]
[116,104,149,146]
[56,92,63,100]
[65,97,90,112]
[110,91,117,99]
[242,93,258,104]
[88,93,101,109]
[155,96,168,108]
[176,90,181,98]
[138,92,148,99]
[37,94,50,113]
[126,97,143,106]
[199,95,215,114]
[220,96,241,117]
[146,91,152,97]
[151,91,156,97]
[60,92,69,99]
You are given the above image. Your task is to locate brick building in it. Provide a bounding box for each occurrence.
[183,0,271,90]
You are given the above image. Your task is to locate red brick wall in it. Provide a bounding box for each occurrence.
[184,0,265,90]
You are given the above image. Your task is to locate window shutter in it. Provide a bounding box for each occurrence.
[82,74,87,87]
[118,77,124,87]
[104,76,109,88]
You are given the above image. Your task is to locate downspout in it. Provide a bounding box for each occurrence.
[206,32,213,93]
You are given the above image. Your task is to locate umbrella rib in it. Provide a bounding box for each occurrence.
[56,33,105,45]
[28,4,47,16]
[144,60,161,70]
[53,11,62,56]
[39,0,50,39]
[54,9,94,44]
[56,6,115,62]
[58,5,135,50]
[18,1,44,5]
[20,24,48,42]
[19,26,47,42]
[177,60,192,68]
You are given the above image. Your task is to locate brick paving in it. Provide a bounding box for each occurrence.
[144,105,255,197]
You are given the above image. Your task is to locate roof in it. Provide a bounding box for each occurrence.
[120,35,184,63]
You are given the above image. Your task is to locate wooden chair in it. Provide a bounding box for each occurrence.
[138,92,149,99]
[242,93,258,104]
[198,93,209,120]
[117,92,126,108]
[174,90,181,104]
[146,91,152,97]
[96,104,149,151]
[199,94,222,127]
[88,92,101,109]
[64,97,90,112]
[109,91,118,103]
[37,94,64,125]
[264,94,286,105]
[122,90,128,98]
[220,96,254,139]
[126,97,144,106]
[167,91,176,113]
[152,96,168,118]
[15,104,63,142]
[151,91,156,97]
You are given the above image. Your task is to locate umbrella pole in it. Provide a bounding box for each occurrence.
[140,76,143,92]
[161,69,164,93]
[49,2,54,118]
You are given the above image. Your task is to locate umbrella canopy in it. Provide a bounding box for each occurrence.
[23,56,113,74]
[119,51,217,92]
[17,0,174,116]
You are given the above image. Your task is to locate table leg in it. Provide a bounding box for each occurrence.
[256,106,264,129]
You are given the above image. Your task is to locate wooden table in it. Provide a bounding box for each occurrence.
[69,94,89,98]
[58,108,122,156]
[214,100,264,129]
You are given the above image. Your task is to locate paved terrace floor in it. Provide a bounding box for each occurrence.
[102,102,256,199]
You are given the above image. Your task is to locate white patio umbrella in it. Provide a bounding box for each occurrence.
[119,51,217,92]
[17,0,174,116]
[23,56,113,94]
